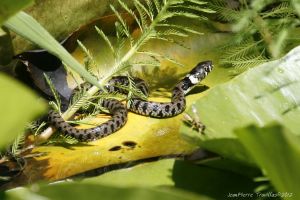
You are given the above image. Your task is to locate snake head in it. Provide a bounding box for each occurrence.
[180,60,213,95]
[187,60,213,84]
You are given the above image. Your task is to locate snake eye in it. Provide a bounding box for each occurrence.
[203,61,213,72]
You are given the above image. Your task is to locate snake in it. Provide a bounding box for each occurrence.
[48,60,213,141]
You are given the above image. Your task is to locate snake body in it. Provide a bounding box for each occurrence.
[48,60,213,141]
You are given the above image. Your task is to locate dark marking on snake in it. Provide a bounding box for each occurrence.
[48,61,213,141]
[142,102,148,113]
[165,105,170,112]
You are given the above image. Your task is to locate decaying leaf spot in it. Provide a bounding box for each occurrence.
[122,141,137,148]
[108,146,122,151]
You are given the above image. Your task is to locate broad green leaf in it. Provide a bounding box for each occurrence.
[181,45,300,163]
[0,73,46,147]
[291,0,300,17]
[82,159,176,187]
[82,159,259,199]
[4,12,101,88]
[5,182,210,200]
[0,0,33,26]
[0,28,14,65]
[3,159,258,199]
[235,124,300,200]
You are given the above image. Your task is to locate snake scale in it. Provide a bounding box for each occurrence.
[48,61,213,141]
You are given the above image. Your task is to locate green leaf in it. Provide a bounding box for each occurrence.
[82,159,258,200]
[0,73,46,147]
[3,11,101,88]
[181,45,300,163]
[0,28,14,65]
[292,0,300,16]
[5,182,211,200]
[0,0,33,26]
[235,124,300,200]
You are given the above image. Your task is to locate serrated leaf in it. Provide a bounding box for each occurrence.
[170,5,215,14]
[153,0,161,13]
[95,26,115,55]
[134,0,148,30]
[160,11,207,21]
[44,74,62,112]
[158,29,189,37]
[185,0,208,6]
[157,23,204,35]
[134,0,152,21]
[110,5,130,37]
[117,0,143,32]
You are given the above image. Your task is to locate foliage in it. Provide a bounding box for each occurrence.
[0,0,32,26]
[208,0,300,73]
[0,73,46,148]
[181,44,300,199]
[181,44,300,162]
[3,12,101,88]
[1,0,300,199]
[4,181,211,200]
[236,124,300,200]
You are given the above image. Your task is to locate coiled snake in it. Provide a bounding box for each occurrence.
[48,61,213,141]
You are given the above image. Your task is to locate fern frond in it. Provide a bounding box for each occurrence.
[110,5,130,37]
[185,0,208,6]
[229,55,268,69]
[91,92,125,101]
[151,35,190,49]
[47,134,79,145]
[95,26,115,55]
[49,101,60,112]
[11,133,26,156]
[208,0,240,22]
[160,11,207,21]
[131,60,161,67]
[110,61,131,77]
[115,20,129,40]
[221,39,263,60]
[153,0,162,13]
[77,40,97,73]
[135,0,153,22]
[262,2,295,18]
[68,92,90,115]
[169,5,215,14]
[44,74,61,112]
[136,51,184,66]
[157,23,203,35]
[157,29,189,37]
[145,0,155,20]
[114,75,148,102]
[34,121,47,135]
[117,0,143,32]
[134,0,149,30]
[269,29,289,58]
